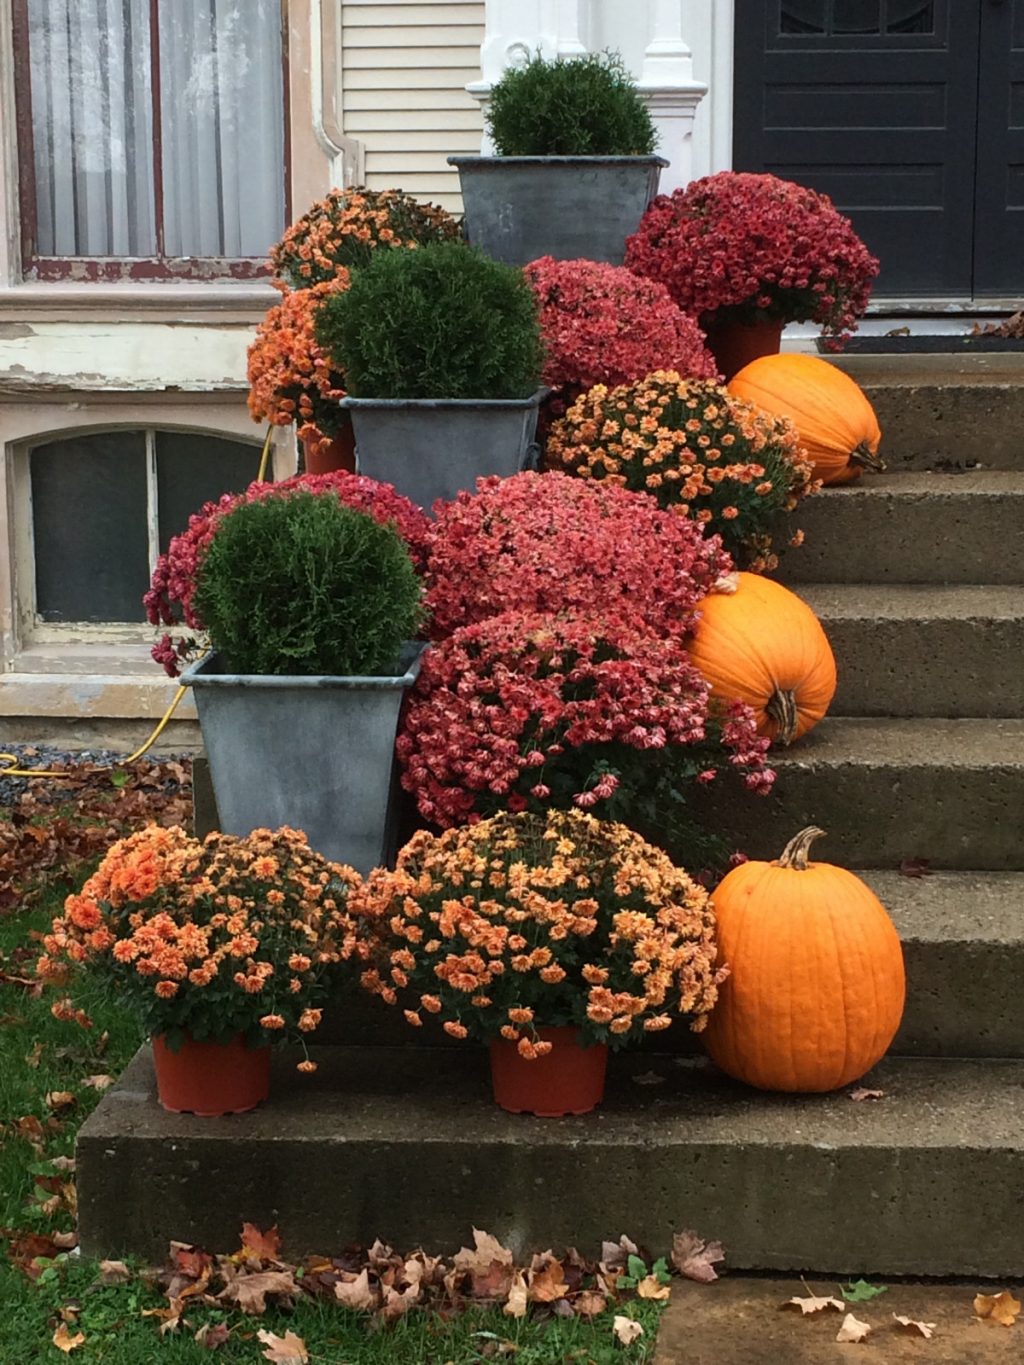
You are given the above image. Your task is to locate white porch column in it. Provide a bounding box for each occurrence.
[467,0,590,153]
[636,0,707,193]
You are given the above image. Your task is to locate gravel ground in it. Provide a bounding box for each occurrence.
[0,744,191,811]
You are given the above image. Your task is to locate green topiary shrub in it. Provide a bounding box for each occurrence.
[314,242,545,400]
[193,491,423,676]
[486,52,658,157]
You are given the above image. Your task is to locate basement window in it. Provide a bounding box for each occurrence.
[28,429,261,628]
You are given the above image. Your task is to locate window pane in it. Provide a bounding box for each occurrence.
[31,432,149,622]
[832,2,881,34]
[158,0,286,257]
[780,3,827,35]
[155,432,262,551]
[26,0,156,256]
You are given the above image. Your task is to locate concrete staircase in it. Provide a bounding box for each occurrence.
[77,362,1024,1277]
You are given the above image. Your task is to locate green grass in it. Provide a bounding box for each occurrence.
[1,885,665,1363]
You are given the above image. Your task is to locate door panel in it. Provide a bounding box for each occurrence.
[973,0,1024,294]
[734,1,983,296]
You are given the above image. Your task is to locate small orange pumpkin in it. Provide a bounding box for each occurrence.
[703,827,906,1092]
[688,572,836,745]
[728,353,884,485]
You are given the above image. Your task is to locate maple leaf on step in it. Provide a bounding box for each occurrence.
[835,1312,871,1342]
[333,1268,379,1312]
[841,1279,887,1301]
[781,1294,844,1315]
[52,1325,85,1353]
[671,1229,725,1283]
[257,1328,308,1363]
[239,1223,282,1264]
[217,1269,298,1315]
[637,1275,671,1300]
[893,1314,936,1338]
[899,857,931,878]
[455,1228,514,1275]
[503,1270,529,1319]
[529,1257,570,1304]
[974,1290,1021,1326]
[849,1088,884,1102]
[612,1315,644,1346]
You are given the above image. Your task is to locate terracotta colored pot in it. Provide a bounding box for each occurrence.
[152,1034,271,1116]
[300,416,356,475]
[703,317,785,382]
[489,1025,607,1117]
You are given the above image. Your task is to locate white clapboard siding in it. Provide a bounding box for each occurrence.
[341,0,484,211]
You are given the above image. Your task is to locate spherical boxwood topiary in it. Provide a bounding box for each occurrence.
[487,51,657,157]
[314,242,545,401]
[193,491,422,677]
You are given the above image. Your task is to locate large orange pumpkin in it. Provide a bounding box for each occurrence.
[703,827,905,1092]
[688,572,836,744]
[728,353,884,485]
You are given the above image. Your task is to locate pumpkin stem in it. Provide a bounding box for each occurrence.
[765,688,798,745]
[776,826,827,870]
[850,441,886,473]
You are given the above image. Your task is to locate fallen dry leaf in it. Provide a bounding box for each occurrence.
[257,1328,308,1363]
[631,1071,665,1086]
[333,1268,379,1313]
[97,1259,131,1285]
[25,1041,44,1068]
[529,1257,569,1304]
[671,1229,725,1283]
[574,1289,608,1318]
[194,1322,230,1349]
[240,1223,282,1264]
[455,1228,514,1275]
[836,1312,871,1343]
[52,1325,85,1353]
[45,1091,76,1113]
[974,1290,1021,1327]
[503,1270,528,1319]
[636,1274,670,1301]
[600,1236,639,1272]
[781,1294,845,1315]
[217,1269,298,1315]
[380,1282,421,1322]
[612,1315,644,1346]
[82,1074,115,1092]
[893,1314,936,1338]
[849,1088,884,1102]
[899,857,931,878]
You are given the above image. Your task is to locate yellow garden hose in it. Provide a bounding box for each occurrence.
[0,427,276,782]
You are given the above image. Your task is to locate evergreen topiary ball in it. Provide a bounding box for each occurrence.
[193,491,423,677]
[486,52,657,158]
[313,242,545,401]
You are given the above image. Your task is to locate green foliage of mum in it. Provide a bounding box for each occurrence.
[486,51,658,157]
[193,492,422,677]
[314,242,545,400]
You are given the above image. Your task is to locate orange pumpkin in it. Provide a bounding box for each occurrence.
[728,353,884,485]
[703,827,906,1092]
[688,572,836,745]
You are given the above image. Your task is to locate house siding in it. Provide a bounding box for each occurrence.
[341,1,485,211]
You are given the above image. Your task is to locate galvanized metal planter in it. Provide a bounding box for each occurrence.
[340,391,546,511]
[181,644,425,875]
[447,155,668,267]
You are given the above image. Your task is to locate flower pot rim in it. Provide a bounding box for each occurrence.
[181,641,426,691]
[340,388,550,412]
[448,154,669,169]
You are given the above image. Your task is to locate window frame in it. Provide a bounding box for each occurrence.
[17,423,265,645]
[10,0,292,282]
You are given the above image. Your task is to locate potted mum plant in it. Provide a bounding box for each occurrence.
[180,489,424,872]
[353,809,724,1116]
[247,279,354,475]
[38,825,361,1116]
[316,242,546,509]
[546,370,817,572]
[450,52,667,266]
[145,470,430,678]
[625,171,880,377]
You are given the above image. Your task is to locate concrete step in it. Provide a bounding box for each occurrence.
[318,873,1024,1061]
[700,717,1024,870]
[795,584,1024,718]
[779,472,1024,585]
[77,1046,1024,1277]
[832,355,1024,471]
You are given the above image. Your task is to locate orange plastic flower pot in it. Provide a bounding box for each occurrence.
[702,317,784,382]
[152,1034,271,1117]
[300,415,357,475]
[489,1026,607,1117]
